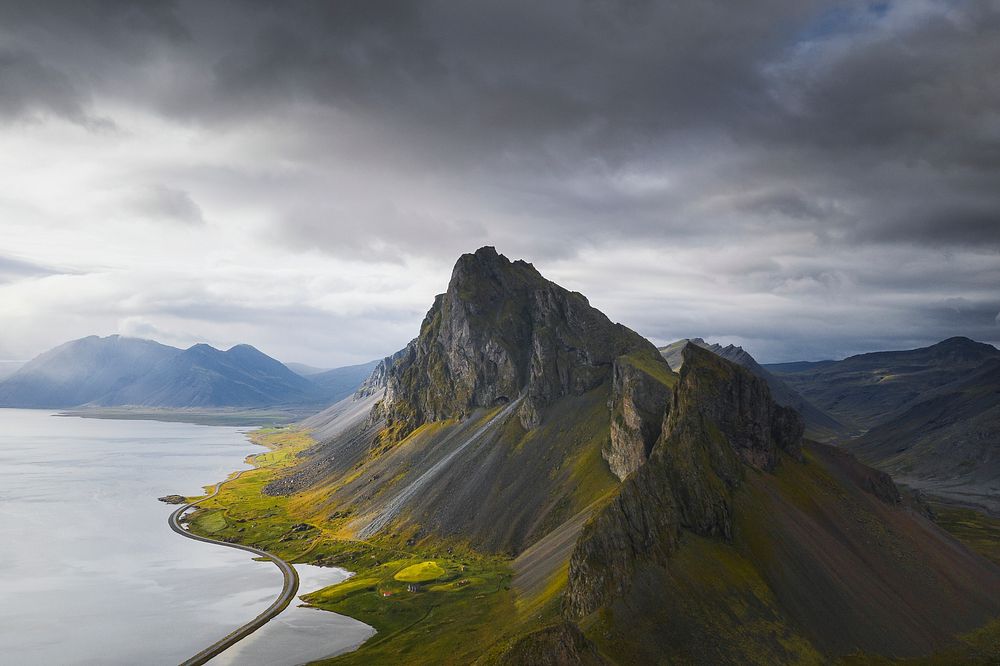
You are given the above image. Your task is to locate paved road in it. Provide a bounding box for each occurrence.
[168,472,300,666]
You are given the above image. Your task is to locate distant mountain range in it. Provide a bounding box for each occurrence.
[284,361,331,376]
[0,335,375,409]
[307,360,381,400]
[766,337,1000,511]
[0,360,25,381]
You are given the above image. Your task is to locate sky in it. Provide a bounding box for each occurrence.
[1,0,999,367]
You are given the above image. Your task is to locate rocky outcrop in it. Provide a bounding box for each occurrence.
[492,622,607,666]
[372,246,660,443]
[564,344,804,618]
[355,348,408,399]
[157,494,187,504]
[604,355,673,480]
[659,338,846,440]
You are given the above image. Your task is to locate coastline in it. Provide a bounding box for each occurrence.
[0,409,286,665]
[179,426,522,665]
[58,406,314,427]
[177,427,379,664]
[168,472,301,666]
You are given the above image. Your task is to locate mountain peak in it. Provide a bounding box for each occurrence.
[226,343,264,356]
[371,248,666,444]
[447,246,545,308]
[183,343,221,357]
[933,336,983,349]
[922,336,998,361]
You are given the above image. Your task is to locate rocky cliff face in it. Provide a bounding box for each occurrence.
[564,344,804,618]
[372,246,665,442]
[355,348,408,399]
[604,355,674,480]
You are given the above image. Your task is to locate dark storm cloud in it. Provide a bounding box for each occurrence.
[0,48,101,127]
[1,0,998,359]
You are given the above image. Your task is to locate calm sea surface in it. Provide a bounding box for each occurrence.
[0,409,372,665]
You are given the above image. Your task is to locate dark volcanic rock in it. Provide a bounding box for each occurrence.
[373,246,661,442]
[493,622,607,666]
[564,344,804,618]
[660,337,845,440]
[157,494,187,504]
[669,344,803,472]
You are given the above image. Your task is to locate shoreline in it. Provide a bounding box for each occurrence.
[178,425,522,665]
[168,472,301,666]
[173,427,378,665]
[60,406,314,427]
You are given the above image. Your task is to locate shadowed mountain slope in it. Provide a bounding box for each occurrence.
[766,336,1000,432]
[848,358,1000,513]
[559,345,1000,663]
[660,338,845,441]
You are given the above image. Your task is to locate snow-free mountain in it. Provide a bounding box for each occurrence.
[0,335,370,409]
[767,336,1000,512]
[256,247,1000,663]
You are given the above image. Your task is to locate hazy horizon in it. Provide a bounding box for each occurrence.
[4,325,998,372]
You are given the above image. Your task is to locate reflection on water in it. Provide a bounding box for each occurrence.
[210,563,376,666]
[0,409,372,665]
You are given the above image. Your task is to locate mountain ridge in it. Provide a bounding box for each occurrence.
[0,335,366,409]
[767,335,1000,431]
[659,337,845,440]
[269,246,677,553]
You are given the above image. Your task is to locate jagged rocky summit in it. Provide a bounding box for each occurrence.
[370,246,668,455]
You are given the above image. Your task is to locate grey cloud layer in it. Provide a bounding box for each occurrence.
[0,0,998,361]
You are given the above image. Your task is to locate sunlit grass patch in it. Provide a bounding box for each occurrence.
[393,561,445,583]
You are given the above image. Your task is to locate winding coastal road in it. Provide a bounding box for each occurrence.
[168,472,300,666]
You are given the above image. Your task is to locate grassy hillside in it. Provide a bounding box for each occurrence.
[184,420,1000,665]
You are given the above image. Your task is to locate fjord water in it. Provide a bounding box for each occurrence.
[0,409,371,665]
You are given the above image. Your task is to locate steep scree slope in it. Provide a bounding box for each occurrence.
[271,247,677,553]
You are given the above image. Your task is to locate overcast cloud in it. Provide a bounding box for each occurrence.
[1,0,998,366]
